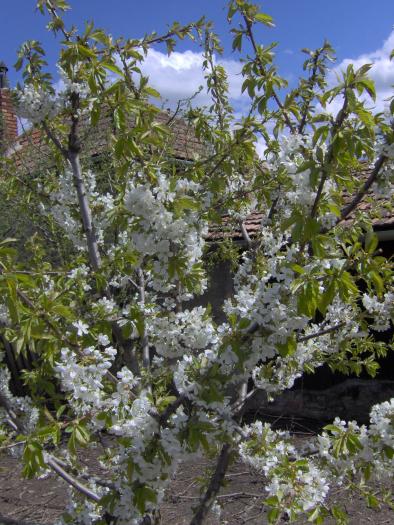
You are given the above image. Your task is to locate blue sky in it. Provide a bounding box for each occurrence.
[1,0,394,114]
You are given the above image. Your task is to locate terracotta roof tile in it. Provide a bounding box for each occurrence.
[207,169,394,241]
[6,107,205,174]
[4,108,392,235]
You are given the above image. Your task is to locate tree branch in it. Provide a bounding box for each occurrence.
[297,322,346,343]
[137,268,150,371]
[68,151,102,271]
[239,220,252,248]
[189,443,231,525]
[298,50,322,135]
[158,393,187,427]
[242,15,295,133]
[339,154,387,222]
[0,394,101,503]
[45,455,101,502]
[42,121,68,157]
[310,91,349,219]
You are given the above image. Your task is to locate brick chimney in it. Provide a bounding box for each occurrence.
[0,62,18,150]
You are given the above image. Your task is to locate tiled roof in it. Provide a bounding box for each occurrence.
[208,167,394,241]
[5,107,205,174]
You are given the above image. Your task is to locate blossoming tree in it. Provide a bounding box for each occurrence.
[0,0,393,523]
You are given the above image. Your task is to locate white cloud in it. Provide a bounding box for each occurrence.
[139,48,247,110]
[327,30,394,115]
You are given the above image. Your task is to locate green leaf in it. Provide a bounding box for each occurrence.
[74,424,90,446]
[354,63,372,79]
[368,270,384,296]
[276,335,297,357]
[267,507,281,523]
[232,32,243,52]
[255,13,275,27]
[290,263,305,275]
[357,79,376,101]
[76,44,97,59]
[265,496,279,506]
[319,280,337,314]
[239,317,251,329]
[134,485,157,514]
[68,424,90,454]
[331,505,348,524]
[22,441,46,478]
[101,62,123,76]
[308,506,324,523]
[174,196,199,214]
[365,230,378,254]
[0,237,18,245]
[52,304,74,320]
[323,424,341,433]
[298,281,320,317]
[339,271,358,299]
[366,494,380,509]
[145,86,161,98]
[313,125,329,146]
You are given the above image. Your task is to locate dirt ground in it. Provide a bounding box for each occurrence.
[0,428,393,525]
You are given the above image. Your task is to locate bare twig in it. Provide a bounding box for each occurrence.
[339,154,387,221]
[297,322,346,343]
[239,221,252,248]
[158,393,187,427]
[41,99,102,272]
[189,443,231,525]
[310,92,349,219]
[298,49,323,135]
[45,456,101,502]
[137,268,150,371]
[0,439,27,451]
[0,395,101,504]
[241,14,295,133]
[42,121,67,157]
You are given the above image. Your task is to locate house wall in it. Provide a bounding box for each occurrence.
[0,88,18,150]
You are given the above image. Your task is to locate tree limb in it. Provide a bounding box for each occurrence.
[68,151,102,271]
[297,322,346,343]
[339,154,387,221]
[137,268,150,371]
[0,393,101,504]
[45,455,101,502]
[239,220,252,248]
[241,14,295,133]
[189,443,231,525]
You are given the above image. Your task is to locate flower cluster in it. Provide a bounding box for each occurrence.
[0,366,39,433]
[43,168,115,251]
[362,292,394,332]
[15,85,61,123]
[55,343,117,414]
[124,171,208,293]
[148,306,217,359]
[240,421,330,516]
